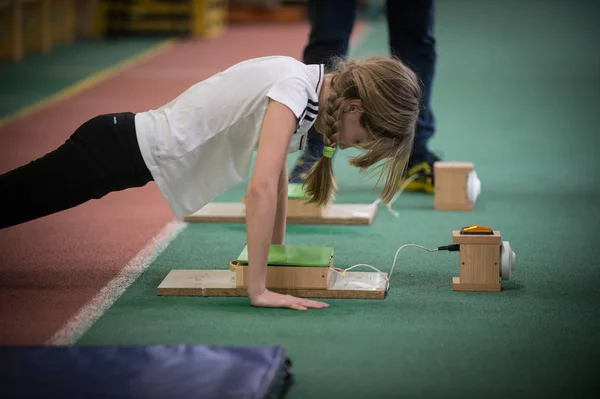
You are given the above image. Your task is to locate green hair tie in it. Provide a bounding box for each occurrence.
[323,146,336,159]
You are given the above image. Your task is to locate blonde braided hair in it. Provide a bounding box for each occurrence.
[304,56,422,206]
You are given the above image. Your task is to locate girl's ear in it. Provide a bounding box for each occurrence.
[346,99,364,114]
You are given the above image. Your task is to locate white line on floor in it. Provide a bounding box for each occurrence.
[47,219,187,345]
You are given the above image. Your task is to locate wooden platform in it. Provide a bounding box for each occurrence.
[157,269,388,299]
[183,202,378,225]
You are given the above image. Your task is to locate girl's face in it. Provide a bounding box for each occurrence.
[337,100,371,149]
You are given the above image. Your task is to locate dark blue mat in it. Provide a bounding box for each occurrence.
[0,344,293,399]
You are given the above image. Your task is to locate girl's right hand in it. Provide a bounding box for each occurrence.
[249,289,329,311]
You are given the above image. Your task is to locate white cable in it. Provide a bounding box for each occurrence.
[388,244,438,284]
[330,243,438,291]
[371,173,422,217]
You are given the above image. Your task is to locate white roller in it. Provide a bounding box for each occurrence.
[467,170,481,203]
[500,241,516,280]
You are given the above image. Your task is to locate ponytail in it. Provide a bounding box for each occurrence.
[304,145,337,206]
[304,77,344,206]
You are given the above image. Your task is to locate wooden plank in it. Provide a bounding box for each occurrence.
[184,202,246,223]
[183,202,377,225]
[157,269,388,299]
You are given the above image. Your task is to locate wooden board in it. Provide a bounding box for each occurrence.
[183,202,378,225]
[157,270,388,299]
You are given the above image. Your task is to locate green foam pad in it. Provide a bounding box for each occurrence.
[287,183,310,199]
[236,244,333,267]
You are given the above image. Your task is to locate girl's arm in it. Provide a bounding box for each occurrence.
[245,99,294,298]
[271,159,288,245]
[245,99,328,311]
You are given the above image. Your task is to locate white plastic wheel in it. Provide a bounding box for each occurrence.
[500,241,516,280]
[467,170,481,203]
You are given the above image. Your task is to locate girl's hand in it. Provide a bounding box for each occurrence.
[249,289,329,311]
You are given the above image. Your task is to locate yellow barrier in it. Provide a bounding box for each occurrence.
[92,0,227,39]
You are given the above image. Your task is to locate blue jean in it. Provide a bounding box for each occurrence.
[291,0,437,181]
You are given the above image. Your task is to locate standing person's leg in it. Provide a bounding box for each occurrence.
[386,0,438,193]
[0,112,153,229]
[289,0,358,184]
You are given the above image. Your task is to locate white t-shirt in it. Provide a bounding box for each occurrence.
[134,56,325,219]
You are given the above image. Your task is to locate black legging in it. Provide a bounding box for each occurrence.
[0,112,153,229]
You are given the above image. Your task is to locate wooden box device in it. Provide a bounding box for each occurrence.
[452,227,502,292]
[231,244,334,290]
[157,242,388,299]
[285,183,325,218]
[434,162,480,211]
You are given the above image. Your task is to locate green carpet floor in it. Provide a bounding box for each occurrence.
[0,37,168,119]
[74,1,598,397]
